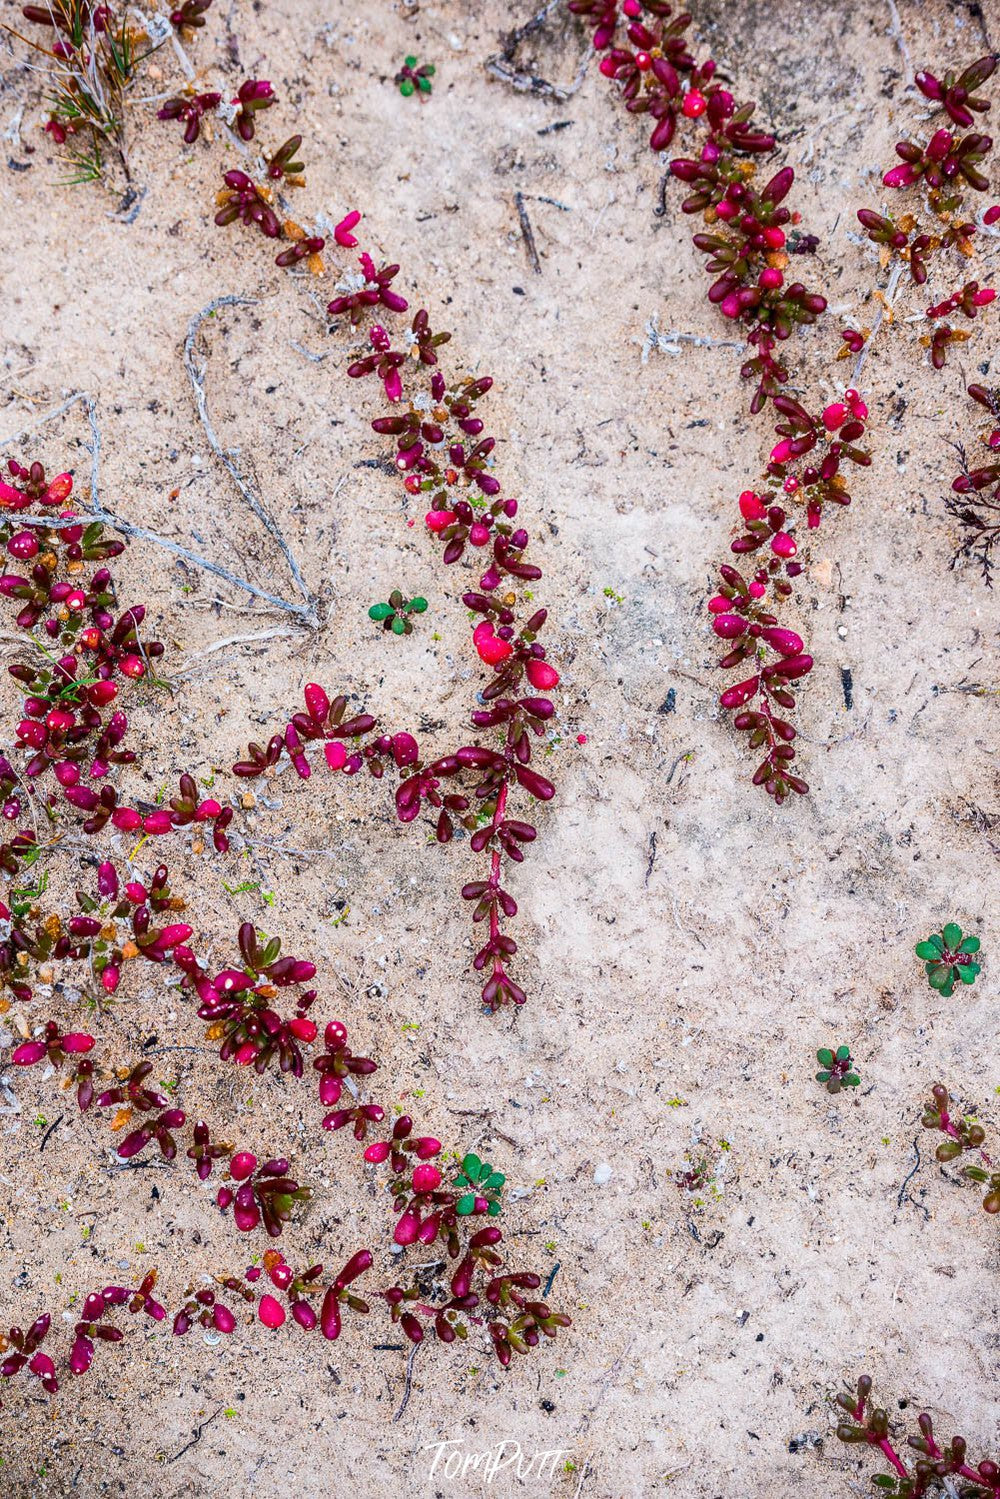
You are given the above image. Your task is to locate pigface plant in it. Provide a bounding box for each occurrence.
[946,384,1000,583]
[567,3,996,799]
[856,56,998,370]
[835,1374,1000,1496]
[920,1084,1000,1216]
[568,0,836,802]
[1,862,571,1401]
[1,43,573,1417]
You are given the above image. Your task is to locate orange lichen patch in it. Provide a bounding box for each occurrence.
[205,1020,226,1041]
[121,940,140,960]
[110,1107,133,1132]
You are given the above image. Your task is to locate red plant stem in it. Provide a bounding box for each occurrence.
[877,1438,909,1479]
[487,778,509,958]
[959,1465,1000,1493]
[939,1109,994,1165]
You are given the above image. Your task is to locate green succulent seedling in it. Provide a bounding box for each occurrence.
[816,1045,860,1094]
[368,590,428,636]
[453,1152,505,1217]
[395,56,435,97]
[915,923,981,997]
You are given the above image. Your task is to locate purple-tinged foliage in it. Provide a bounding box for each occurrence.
[836,1373,1000,1496]
[157,91,221,144]
[216,1155,312,1238]
[947,384,1000,582]
[231,79,275,142]
[921,1083,1000,1215]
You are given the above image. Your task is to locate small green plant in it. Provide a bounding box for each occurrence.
[368,590,428,635]
[453,1153,505,1217]
[915,923,981,995]
[395,55,435,97]
[815,1045,860,1094]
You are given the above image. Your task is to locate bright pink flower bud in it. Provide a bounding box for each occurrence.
[333,210,361,247]
[759,267,783,290]
[118,655,145,679]
[473,621,513,667]
[364,1140,391,1164]
[235,1042,258,1065]
[258,1295,286,1329]
[769,439,794,464]
[412,1163,442,1193]
[748,581,766,598]
[762,227,785,249]
[822,402,847,431]
[739,491,767,520]
[111,808,143,831]
[288,1017,317,1042]
[323,740,347,772]
[525,658,560,689]
[101,964,120,993]
[230,1151,258,1181]
[771,532,797,558]
[711,614,748,640]
[425,509,457,533]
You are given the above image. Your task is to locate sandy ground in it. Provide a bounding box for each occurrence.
[1,0,999,1494]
